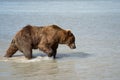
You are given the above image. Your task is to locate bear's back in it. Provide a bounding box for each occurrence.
[46,25,63,31]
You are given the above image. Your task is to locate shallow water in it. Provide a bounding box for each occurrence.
[0,0,120,80]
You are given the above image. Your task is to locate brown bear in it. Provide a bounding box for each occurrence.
[4,24,76,59]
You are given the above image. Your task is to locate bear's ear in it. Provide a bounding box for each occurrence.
[66,30,72,36]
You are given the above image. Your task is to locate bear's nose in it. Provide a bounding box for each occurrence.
[70,44,76,49]
[72,45,76,49]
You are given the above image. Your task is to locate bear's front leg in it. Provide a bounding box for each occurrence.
[38,44,53,55]
[47,49,57,59]
[48,52,53,57]
[52,48,58,59]
[51,44,58,59]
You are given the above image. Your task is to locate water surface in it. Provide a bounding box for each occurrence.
[0,0,120,80]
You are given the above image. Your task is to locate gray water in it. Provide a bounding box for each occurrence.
[0,0,120,80]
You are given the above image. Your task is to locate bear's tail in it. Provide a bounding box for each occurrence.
[4,39,18,57]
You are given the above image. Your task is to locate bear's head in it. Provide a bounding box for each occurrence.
[65,30,76,49]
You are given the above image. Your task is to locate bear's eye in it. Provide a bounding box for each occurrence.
[72,37,75,42]
[68,37,75,44]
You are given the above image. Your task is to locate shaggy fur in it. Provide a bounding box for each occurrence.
[4,24,76,59]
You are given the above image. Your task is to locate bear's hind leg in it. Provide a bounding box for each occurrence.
[38,44,53,55]
[4,42,18,57]
[22,47,32,59]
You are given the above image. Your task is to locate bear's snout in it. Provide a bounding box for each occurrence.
[69,43,76,49]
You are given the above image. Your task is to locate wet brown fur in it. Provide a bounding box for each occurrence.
[4,24,76,59]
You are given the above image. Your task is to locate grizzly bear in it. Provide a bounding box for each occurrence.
[4,24,76,59]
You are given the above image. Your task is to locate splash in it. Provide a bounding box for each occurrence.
[0,56,53,63]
